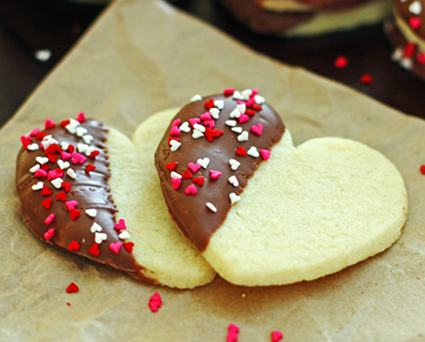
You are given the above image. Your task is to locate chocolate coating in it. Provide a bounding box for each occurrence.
[16,119,147,279]
[395,0,425,40]
[155,94,285,251]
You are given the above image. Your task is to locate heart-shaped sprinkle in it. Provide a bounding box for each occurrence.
[41,198,52,209]
[170,139,181,152]
[89,150,99,158]
[90,222,103,233]
[193,124,206,133]
[210,170,222,179]
[193,177,205,186]
[191,94,202,102]
[185,184,198,195]
[171,171,182,179]
[247,146,259,158]
[85,164,96,173]
[170,126,181,136]
[205,128,224,142]
[76,112,86,123]
[57,160,70,170]
[61,120,71,127]
[229,108,241,119]
[62,181,72,192]
[88,243,100,256]
[70,209,81,221]
[229,159,241,171]
[229,192,241,205]
[21,135,32,149]
[149,292,162,312]
[223,88,235,95]
[236,146,247,156]
[114,219,127,230]
[271,331,283,342]
[334,56,348,68]
[237,104,246,113]
[66,282,79,293]
[409,17,422,30]
[228,175,239,187]
[109,242,122,254]
[82,135,93,145]
[409,1,422,15]
[29,127,39,137]
[228,324,240,333]
[47,154,58,163]
[44,228,55,240]
[172,178,182,190]
[239,114,249,124]
[41,185,52,195]
[197,157,210,169]
[417,53,425,64]
[40,164,51,171]
[172,118,182,127]
[51,178,64,189]
[203,120,215,128]
[61,151,72,160]
[214,100,224,109]
[246,109,256,116]
[182,169,193,179]
[189,118,201,127]
[233,91,244,100]
[85,209,97,217]
[123,242,134,253]
[95,232,107,244]
[65,200,78,211]
[237,131,249,142]
[32,181,44,191]
[45,118,56,130]
[118,231,131,240]
[252,103,262,111]
[206,202,217,212]
[76,127,88,137]
[210,108,220,119]
[71,152,87,165]
[188,162,201,173]
[36,156,49,165]
[27,143,39,151]
[192,130,204,140]
[260,149,271,160]
[67,240,80,251]
[77,143,89,153]
[179,122,190,133]
[166,161,178,171]
[60,141,70,150]
[55,190,67,202]
[225,120,237,127]
[227,324,240,342]
[232,127,243,134]
[405,42,417,57]
[251,124,263,136]
[204,99,215,109]
[30,164,40,173]
[200,112,212,121]
[44,213,55,224]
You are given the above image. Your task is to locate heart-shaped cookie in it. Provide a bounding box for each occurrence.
[154,89,407,286]
[16,114,215,289]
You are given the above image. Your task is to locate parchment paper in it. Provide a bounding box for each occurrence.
[1,1,425,341]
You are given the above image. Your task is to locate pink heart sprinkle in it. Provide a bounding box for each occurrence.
[251,124,263,136]
[227,331,238,342]
[271,331,283,342]
[172,118,181,127]
[45,118,56,130]
[417,53,425,65]
[260,149,271,160]
[21,135,32,148]
[44,213,55,224]
[410,17,421,30]
[228,324,240,333]
[239,114,249,124]
[203,120,215,128]
[188,162,201,173]
[114,219,126,230]
[185,184,198,195]
[169,126,181,136]
[189,118,201,127]
[200,112,212,121]
[76,112,86,123]
[210,170,222,179]
[71,152,87,164]
[246,98,255,107]
[149,292,162,312]
[236,100,246,104]
[109,242,122,254]
[65,200,78,212]
[34,169,47,178]
[47,170,63,181]
[171,178,182,190]
[44,228,55,240]
[250,89,258,98]
[29,127,40,137]
[61,151,72,160]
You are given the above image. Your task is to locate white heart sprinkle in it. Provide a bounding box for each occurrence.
[170,140,181,152]
[65,124,77,134]
[77,143,89,153]
[197,157,210,169]
[192,130,204,139]
[32,181,44,191]
[229,107,241,119]
[206,202,217,213]
[228,175,239,187]
[85,209,97,218]
[82,134,93,145]
[67,168,77,179]
[36,156,49,165]
[60,142,69,151]
[57,160,70,170]
[76,127,88,137]
[179,122,191,133]
[247,146,260,158]
[90,222,103,233]
[241,89,252,100]
[193,124,206,133]
[119,231,131,240]
[85,146,96,157]
[229,159,241,171]
[27,143,39,151]
[42,135,52,141]
[171,171,182,179]
[51,178,63,189]
[225,120,237,127]
[210,108,220,119]
[229,192,241,205]
[29,164,40,173]
[233,91,244,100]
[191,94,202,102]
[214,100,224,109]
[400,58,413,70]
[254,95,265,105]
[41,137,59,149]
[232,127,243,134]
[237,131,249,142]
[94,232,107,244]
[409,1,422,15]
[391,48,403,61]
[237,104,246,113]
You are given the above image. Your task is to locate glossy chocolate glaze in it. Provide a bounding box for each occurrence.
[16,119,148,279]
[395,0,425,40]
[155,93,285,251]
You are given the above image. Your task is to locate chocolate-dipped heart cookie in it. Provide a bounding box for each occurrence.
[16,114,215,289]
[155,89,407,286]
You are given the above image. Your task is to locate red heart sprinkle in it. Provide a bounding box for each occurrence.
[148,292,162,312]
[204,99,215,109]
[47,154,58,163]
[123,242,134,253]
[417,53,425,65]
[36,131,47,140]
[68,145,75,153]
[252,104,262,111]
[245,109,256,116]
[271,331,283,342]
[45,118,56,130]
[205,128,224,142]
[41,186,53,196]
[236,146,247,156]
[410,17,421,30]
[60,119,71,127]
[404,42,416,58]
[420,165,425,175]
[55,191,67,202]
[20,135,32,149]
[70,209,81,221]
[334,56,348,68]
[182,169,193,179]
[193,177,205,186]
[66,282,79,294]
[62,182,72,192]
[77,112,86,123]
[40,164,51,171]
[85,164,96,173]
[166,162,178,171]
[88,243,100,256]
[45,144,61,154]
[67,240,80,251]
[361,74,373,84]
[223,88,235,95]
[41,198,52,209]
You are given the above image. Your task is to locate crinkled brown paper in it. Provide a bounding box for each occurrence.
[1,1,425,341]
